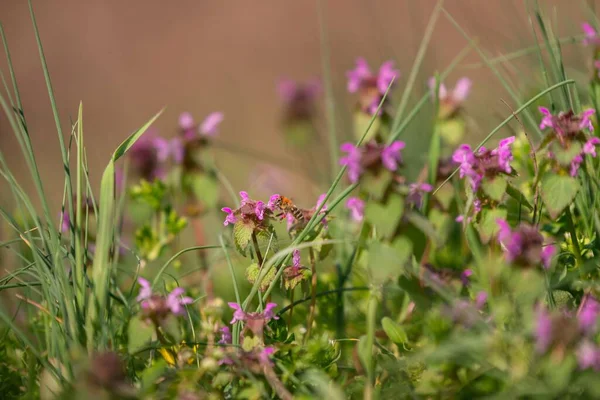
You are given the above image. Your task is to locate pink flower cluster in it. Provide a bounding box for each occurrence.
[346,58,399,115]
[535,296,600,370]
[496,219,556,269]
[339,141,406,183]
[221,191,268,226]
[452,136,515,192]
[136,278,193,321]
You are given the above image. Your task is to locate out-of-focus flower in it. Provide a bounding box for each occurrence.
[129,132,167,181]
[221,207,237,226]
[452,137,515,192]
[578,295,600,334]
[218,326,232,345]
[136,278,193,322]
[406,183,433,208]
[577,340,600,370]
[339,140,407,183]
[200,112,224,137]
[60,211,70,233]
[228,302,279,325]
[347,58,400,115]
[535,307,553,353]
[538,107,595,136]
[460,269,473,286]
[346,197,365,222]
[428,77,471,118]
[258,346,275,364]
[583,22,600,46]
[496,219,556,269]
[278,78,321,121]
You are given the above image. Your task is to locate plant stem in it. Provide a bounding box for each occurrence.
[565,208,583,268]
[251,232,264,268]
[364,291,378,400]
[305,248,318,342]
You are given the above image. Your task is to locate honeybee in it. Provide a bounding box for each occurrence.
[272,195,305,221]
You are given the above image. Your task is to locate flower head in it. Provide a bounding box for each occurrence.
[346,197,365,222]
[578,295,600,334]
[339,143,363,183]
[381,141,405,171]
[136,277,153,302]
[538,107,595,136]
[221,192,270,227]
[221,207,237,226]
[428,77,472,117]
[129,131,168,181]
[535,307,553,353]
[583,22,600,46]
[496,219,555,269]
[577,341,600,370]
[452,138,515,192]
[218,326,232,345]
[407,182,433,208]
[199,112,224,137]
[278,78,321,121]
[347,58,400,115]
[137,279,193,322]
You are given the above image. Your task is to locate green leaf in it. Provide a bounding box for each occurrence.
[436,117,466,146]
[140,359,168,393]
[233,221,254,256]
[381,317,408,344]
[475,208,507,244]
[189,172,220,209]
[354,110,381,142]
[405,211,440,247]
[551,290,575,308]
[364,194,404,239]
[361,169,394,201]
[481,176,507,202]
[128,316,154,354]
[357,335,371,372]
[245,262,276,292]
[506,183,533,210]
[368,239,412,284]
[551,141,582,166]
[256,226,279,255]
[540,174,580,218]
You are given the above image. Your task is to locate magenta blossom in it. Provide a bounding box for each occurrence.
[137,278,193,320]
[221,191,269,227]
[535,307,553,353]
[218,326,232,345]
[460,269,473,286]
[570,137,600,176]
[228,302,279,325]
[339,143,363,183]
[407,183,433,208]
[452,137,515,192]
[200,112,224,137]
[578,295,600,334]
[347,58,400,115]
[428,77,471,105]
[278,78,321,103]
[129,132,168,181]
[539,107,595,136]
[583,22,600,46]
[496,219,556,269]
[577,341,600,370]
[339,140,407,183]
[346,197,365,222]
[258,346,275,364]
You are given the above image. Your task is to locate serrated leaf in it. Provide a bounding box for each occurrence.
[128,316,154,354]
[540,174,580,218]
[246,262,276,292]
[481,176,507,202]
[475,208,507,244]
[381,317,408,344]
[233,221,254,256]
[364,194,404,239]
[256,226,279,255]
[551,290,575,308]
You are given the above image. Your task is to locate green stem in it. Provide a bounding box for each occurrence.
[565,208,583,267]
[364,291,378,400]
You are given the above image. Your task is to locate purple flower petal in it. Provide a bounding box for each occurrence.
[199,112,224,137]
[179,112,195,130]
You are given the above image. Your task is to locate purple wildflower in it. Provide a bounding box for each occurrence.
[460,269,473,286]
[339,143,363,183]
[538,107,595,136]
[227,302,279,325]
[346,58,400,115]
[535,307,553,353]
[381,141,406,171]
[129,132,167,181]
[179,112,195,131]
[583,22,600,46]
[584,137,600,157]
[136,279,193,322]
[428,77,472,105]
[199,112,224,137]
[136,278,153,303]
[166,287,193,315]
[258,346,275,364]
[218,326,232,345]
[60,211,70,233]
[475,291,488,310]
[407,182,433,208]
[452,138,515,192]
[578,295,600,334]
[577,340,600,370]
[278,78,321,122]
[221,207,237,226]
[496,219,556,269]
[346,197,365,222]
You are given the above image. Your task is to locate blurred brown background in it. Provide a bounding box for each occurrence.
[0,0,595,208]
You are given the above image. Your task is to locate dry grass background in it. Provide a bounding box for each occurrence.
[0,0,594,209]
